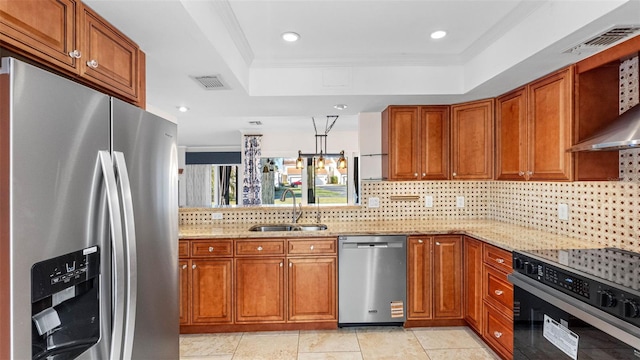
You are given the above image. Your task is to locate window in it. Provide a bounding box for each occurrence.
[183,165,237,207]
[261,157,348,205]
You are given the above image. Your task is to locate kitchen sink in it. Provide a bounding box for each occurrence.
[248,224,328,232]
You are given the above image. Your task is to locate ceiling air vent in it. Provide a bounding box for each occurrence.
[248,121,263,126]
[564,26,640,54]
[191,75,228,90]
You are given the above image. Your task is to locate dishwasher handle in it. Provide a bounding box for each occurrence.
[357,242,388,248]
[342,241,403,249]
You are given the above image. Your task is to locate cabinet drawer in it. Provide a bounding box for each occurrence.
[484,265,513,317]
[483,244,512,273]
[179,241,189,258]
[288,238,336,255]
[191,240,233,257]
[483,303,513,356]
[236,240,285,256]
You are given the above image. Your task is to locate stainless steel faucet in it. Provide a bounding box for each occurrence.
[280,188,301,223]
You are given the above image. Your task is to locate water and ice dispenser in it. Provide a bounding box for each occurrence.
[31,246,101,359]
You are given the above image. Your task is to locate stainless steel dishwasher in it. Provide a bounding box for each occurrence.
[338,235,407,326]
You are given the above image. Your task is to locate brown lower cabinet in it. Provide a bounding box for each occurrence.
[463,236,483,333]
[179,237,337,332]
[480,241,514,360]
[407,235,463,322]
[235,258,285,323]
[288,257,337,322]
[192,259,233,324]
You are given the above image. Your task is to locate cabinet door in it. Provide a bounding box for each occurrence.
[191,259,232,324]
[496,88,527,180]
[420,106,450,180]
[0,0,78,71]
[288,257,337,322]
[451,99,494,179]
[527,67,573,181]
[179,260,189,325]
[433,236,463,319]
[235,258,285,323]
[80,4,140,100]
[407,236,433,320]
[463,237,483,332]
[384,106,420,180]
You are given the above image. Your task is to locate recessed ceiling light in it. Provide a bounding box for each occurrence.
[177,106,189,113]
[430,30,447,39]
[282,32,300,42]
[334,104,348,110]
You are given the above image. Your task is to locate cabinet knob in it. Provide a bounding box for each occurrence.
[310,245,314,250]
[435,242,441,246]
[495,258,505,264]
[192,264,196,269]
[280,262,283,267]
[518,171,525,177]
[494,289,504,296]
[257,246,263,251]
[414,173,418,177]
[208,246,214,252]
[289,262,292,268]
[86,59,99,69]
[452,172,457,177]
[422,173,426,177]
[68,50,82,59]
[493,331,503,338]
[418,239,423,244]
[182,264,187,270]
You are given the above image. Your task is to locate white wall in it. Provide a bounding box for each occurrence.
[358,112,382,180]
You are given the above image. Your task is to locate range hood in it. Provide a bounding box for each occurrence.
[570,103,640,152]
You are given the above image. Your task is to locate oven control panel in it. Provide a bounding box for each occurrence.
[513,252,640,327]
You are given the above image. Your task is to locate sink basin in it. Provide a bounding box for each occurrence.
[293,224,328,231]
[248,224,328,232]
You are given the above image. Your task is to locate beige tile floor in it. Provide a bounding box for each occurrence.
[180,326,500,360]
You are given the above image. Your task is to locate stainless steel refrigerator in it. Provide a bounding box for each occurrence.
[0,57,179,359]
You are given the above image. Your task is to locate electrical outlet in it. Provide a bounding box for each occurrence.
[456,196,465,208]
[558,203,569,221]
[368,197,380,208]
[212,213,223,220]
[425,195,433,208]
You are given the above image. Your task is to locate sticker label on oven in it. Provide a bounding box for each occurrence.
[543,315,579,360]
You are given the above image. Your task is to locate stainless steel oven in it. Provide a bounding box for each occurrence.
[508,248,640,359]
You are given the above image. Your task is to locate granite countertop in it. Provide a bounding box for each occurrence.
[179,219,598,252]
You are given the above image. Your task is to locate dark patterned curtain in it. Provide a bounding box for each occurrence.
[242,135,262,205]
[218,166,232,205]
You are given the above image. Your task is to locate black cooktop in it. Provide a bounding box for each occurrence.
[517,247,640,292]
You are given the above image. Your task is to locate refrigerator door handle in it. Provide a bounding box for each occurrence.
[113,151,137,360]
[96,151,126,360]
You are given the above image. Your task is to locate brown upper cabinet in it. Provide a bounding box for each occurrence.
[80,5,141,101]
[0,0,78,70]
[0,0,144,106]
[451,99,494,180]
[382,106,449,180]
[496,67,574,181]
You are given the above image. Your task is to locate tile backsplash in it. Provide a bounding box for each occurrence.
[180,178,639,252]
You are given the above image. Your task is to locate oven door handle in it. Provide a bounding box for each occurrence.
[508,272,640,349]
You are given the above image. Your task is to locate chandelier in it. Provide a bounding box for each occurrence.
[296,115,346,170]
